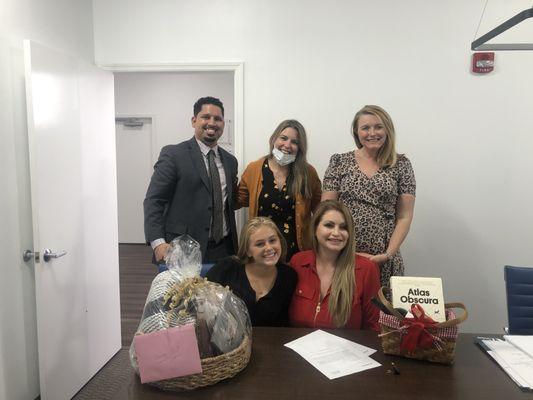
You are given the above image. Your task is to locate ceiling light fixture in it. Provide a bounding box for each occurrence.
[471,6,533,51]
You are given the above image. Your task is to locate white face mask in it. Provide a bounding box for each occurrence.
[272,147,296,166]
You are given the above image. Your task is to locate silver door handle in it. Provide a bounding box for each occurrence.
[23,249,39,262]
[43,248,67,262]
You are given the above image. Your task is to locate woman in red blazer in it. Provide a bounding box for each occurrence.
[289,200,380,330]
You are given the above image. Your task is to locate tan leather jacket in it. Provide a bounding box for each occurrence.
[237,157,322,250]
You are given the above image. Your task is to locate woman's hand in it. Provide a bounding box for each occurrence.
[357,252,390,264]
[368,253,390,265]
[356,252,373,259]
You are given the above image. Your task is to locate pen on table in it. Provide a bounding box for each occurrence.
[391,362,400,375]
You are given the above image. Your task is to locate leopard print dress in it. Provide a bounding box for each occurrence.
[323,151,416,288]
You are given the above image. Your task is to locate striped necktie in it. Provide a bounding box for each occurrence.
[207,150,224,243]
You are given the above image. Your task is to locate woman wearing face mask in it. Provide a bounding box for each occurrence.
[237,120,322,260]
[289,200,380,330]
[206,217,297,326]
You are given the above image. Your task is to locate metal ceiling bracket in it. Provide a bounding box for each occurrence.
[471,7,533,51]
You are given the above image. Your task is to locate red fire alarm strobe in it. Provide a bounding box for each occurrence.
[472,52,495,73]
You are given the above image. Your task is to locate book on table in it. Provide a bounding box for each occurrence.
[390,276,446,323]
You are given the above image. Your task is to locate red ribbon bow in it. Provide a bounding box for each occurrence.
[400,304,439,353]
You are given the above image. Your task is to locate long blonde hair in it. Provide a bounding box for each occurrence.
[310,200,356,327]
[236,217,287,264]
[268,119,312,199]
[352,105,397,168]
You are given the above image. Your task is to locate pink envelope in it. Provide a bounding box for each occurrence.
[134,323,202,383]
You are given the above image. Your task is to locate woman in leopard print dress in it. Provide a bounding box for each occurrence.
[322,105,416,288]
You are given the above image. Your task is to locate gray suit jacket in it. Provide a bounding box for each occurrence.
[143,137,238,260]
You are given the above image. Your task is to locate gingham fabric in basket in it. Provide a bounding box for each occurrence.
[379,309,458,340]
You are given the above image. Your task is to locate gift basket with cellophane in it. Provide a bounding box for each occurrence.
[129,235,252,391]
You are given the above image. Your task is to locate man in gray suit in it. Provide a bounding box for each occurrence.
[143,96,238,265]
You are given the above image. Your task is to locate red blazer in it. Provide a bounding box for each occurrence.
[289,250,380,331]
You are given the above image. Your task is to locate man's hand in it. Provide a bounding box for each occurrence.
[154,243,170,263]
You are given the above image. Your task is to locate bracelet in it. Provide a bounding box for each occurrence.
[385,251,393,260]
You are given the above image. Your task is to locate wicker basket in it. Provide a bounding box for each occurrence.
[148,334,252,391]
[131,275,253,391]
[378,287,468,365]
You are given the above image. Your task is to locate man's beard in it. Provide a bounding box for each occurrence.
[203,135,217,143]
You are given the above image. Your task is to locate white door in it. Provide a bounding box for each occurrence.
[23,40,121,400]
[115,117,153,243]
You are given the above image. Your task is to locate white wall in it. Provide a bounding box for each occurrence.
[114,71,234,158]
[114,71,234,242]
[1,0,95,63]
[0,1,95,399]
[93,0,533,333]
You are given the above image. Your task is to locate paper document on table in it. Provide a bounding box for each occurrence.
[504,335,533,359]
[487,350,530,388]
[482,339,533,389]
[284,330,380,380]
[293,329,377,355]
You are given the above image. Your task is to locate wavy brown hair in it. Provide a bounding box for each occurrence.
[352,105,397,168]
[236,217,287,264]
[268,119,312,199]
[310,200,356,327]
